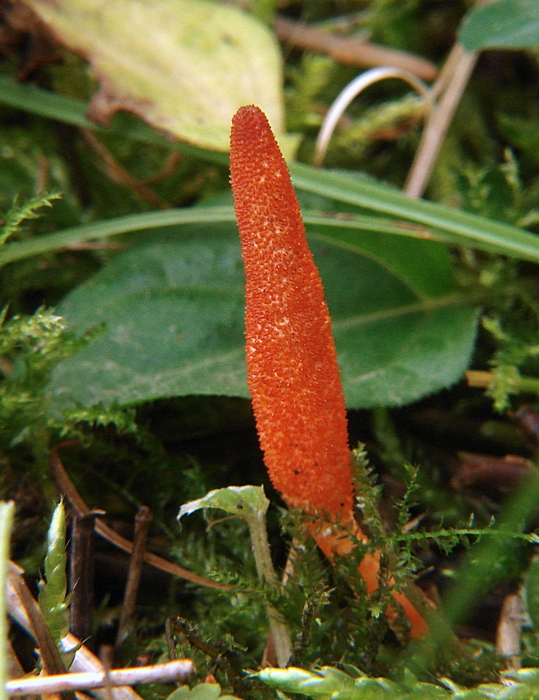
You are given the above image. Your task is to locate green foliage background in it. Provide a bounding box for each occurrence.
[3,0,539,697]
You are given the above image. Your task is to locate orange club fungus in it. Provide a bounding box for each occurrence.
[229,104,428,638]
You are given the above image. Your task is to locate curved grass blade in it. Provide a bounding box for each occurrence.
[291,163,539,263]
[1,73,538,263]
[0,75,227,163]
[0,207,443,268]
[3,203,539,269]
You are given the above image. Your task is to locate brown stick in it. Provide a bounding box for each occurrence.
[82,130,171,209]
[496,593,523,671]
[115,506,152,650]
[7,563,144,700]
[275,16,438,81]
[454,451,533,494]
[49,445,230,591]
[404,43,477,198]
[70,511,99,644]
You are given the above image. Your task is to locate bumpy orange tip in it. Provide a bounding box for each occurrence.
[230,105,354,519]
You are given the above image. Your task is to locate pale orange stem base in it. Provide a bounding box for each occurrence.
[309,517,429,638]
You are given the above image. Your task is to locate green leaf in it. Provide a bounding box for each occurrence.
[178,485,269,523]
[290,164,539,264]
[459,0,539,51]
[24,0,283,151]
[45,224,479,412]
[167,684,226,700]
[505,669,539,690]
[257,666,401,699]
[257,664,539,699]
[257,666,351,698]
[399,685,450,699]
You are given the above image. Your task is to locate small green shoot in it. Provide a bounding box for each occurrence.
[1,192,61,246]
[179,485,292,667]
[38,500,71,661]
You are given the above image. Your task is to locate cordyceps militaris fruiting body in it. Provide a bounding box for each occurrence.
[229,104,428,638]
[229,105,353,520]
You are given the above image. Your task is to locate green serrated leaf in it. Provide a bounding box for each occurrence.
[23,0,283,151]
[190,685,222,700]
[453,691,498,700]
[188,684,221,700]
[492,688,531,700]
[178,485,269,523]
[460,0,539,51]
[353,677,400,699]
[257,667,332,697]
[45,225,479,412]
[257,664,539,700]
[505,668,539,689]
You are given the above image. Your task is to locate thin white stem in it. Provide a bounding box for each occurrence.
[247,513,292,667]
[314,66,432,167]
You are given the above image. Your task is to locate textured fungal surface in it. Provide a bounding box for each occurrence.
[230,105,353,519]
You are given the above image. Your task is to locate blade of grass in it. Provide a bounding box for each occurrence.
[0,75,227,164]
[1,74,538,263]
[0,502,15,700]
[291,163,539,263]
[0,207,235,266]
[2,203,537,267]
[0,74,96,129]
[0,207,443,267]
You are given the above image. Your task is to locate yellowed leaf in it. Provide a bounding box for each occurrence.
[23,0,284,151]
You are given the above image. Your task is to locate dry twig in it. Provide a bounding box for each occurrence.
[70,511,101,643]
[6,660,194,697]
[7,566,76,700]
[6,562,142,700]
[496,593,524,671]
[275,16,437,81]
[116,506,152,649]
[50,444,230,591]
[82,130,171,209]
[404,43,478,198]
